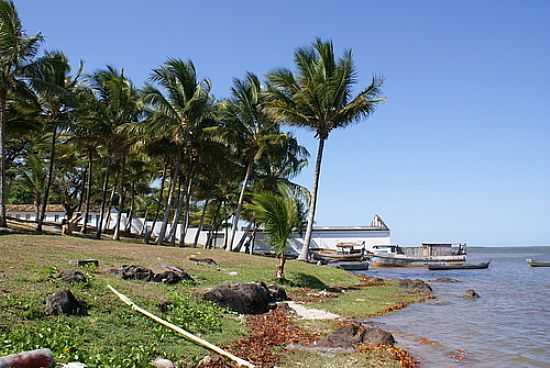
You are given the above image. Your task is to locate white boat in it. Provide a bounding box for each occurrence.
[370,243,467,267]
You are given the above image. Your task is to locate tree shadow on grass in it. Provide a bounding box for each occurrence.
[284,272,329,290]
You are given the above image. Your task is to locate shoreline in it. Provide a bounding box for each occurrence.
[0,234,431,367]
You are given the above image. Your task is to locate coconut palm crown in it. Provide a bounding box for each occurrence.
[267,38,384,260]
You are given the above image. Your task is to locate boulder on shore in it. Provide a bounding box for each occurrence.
[202,282,287,314]
[45,289,88,316]
[398,279,432,293]
[59,269,87,283]
[151,357,175,368]
[153,269,193,284]
[316,323,395,348]
[464,289,480,299]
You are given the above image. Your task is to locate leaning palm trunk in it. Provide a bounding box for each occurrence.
[228,159,253,250]
[167,178,183,245]
[112,189,126,240]
[206,200,222,249]
[104,182,117,231]
[37,126,57,232]
[193,199,209,248]
[157,162,179,245]
[0,91,7,227]
[96,161,111,239]
[178,164,194,247]
[124,182,135,233]
[299,137,325,261]
[233,221,253,253]
[149,162,168,235]
[82,150,93,234]
[140,208,149,236]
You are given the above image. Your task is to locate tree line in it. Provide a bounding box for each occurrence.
[0,0,384,261]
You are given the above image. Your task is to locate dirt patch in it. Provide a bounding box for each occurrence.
[288,288,340,304]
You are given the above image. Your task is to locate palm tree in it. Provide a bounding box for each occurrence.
[217,73,287,251]
[0,0,42,227]
[267,38,384,260]
[247,185,298,280]
[142,58,213,245]
[24,50,82,232]
[89,66,141,239]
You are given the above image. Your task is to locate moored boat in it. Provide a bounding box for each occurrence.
[527,259,550,268]
[331,261,370,271]
[428,261,490,271]
[370,243,467,267]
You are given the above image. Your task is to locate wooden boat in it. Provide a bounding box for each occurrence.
[331,262,370,271]
[526,259,550,268]
[371,243,467,267]
[428,262,490,271]
[313,250,364,262]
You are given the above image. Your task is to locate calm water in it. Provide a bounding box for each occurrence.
[361,247,550,368]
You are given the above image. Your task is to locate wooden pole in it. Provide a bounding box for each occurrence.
[107,285,255,368]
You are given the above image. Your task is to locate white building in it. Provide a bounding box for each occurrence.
[250,214,391,255]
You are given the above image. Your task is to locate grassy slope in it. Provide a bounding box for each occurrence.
[0,235,425,367]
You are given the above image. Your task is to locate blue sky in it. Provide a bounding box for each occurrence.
[17,1,550,246]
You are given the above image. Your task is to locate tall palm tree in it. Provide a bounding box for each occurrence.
[247,185,298,280]
[142,58,213,245]
[89,66,141,239]
[24,50,82,232]
[267,38,384,260]
[0,0,42,227]
[217,73,287,251]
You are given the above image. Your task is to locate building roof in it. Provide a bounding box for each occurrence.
[312,215,390,232]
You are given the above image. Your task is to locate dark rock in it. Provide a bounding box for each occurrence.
[59,270,87,283]
[0,348,55,368]
[153,270,191,284]
[362,327,396,345]
[464,289,480,299]
[267,284,288,302]
[73,259,99,267]
[398,279,432,293]
[45,289,87,316]
[158,300,172,313]
[189,257,218,267]
[317,323,395,348]
[202,282,279,314]
[433,277,460,283]
[116,265,154,281]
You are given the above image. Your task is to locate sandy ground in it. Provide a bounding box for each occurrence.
[284,301,340,320]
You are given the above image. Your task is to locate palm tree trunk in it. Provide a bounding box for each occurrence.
[104,181,117,231]
[167,178,183,245]
[140,207,149,236]
[233,221,253,253]
[157,161,179,245]
[149,161,167,236]
[299,137,325,261]
[250,221,257,255]
[276,254,287,280]
[0,90,8,228]
[95,160,111,239]
[124,182,135,233]
[194,199,209,248]
[207,200,222,249]
[228,159,253,250]
[178,163,194,247]
[82,150,93,234]
[37,125,57,232]
[112,188,126,240]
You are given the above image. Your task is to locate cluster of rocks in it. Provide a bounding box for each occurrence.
[464,289,480,299]
[110,265,193,284]
[398,279,432,293]
[45,289,87,316]
[202,282,287,314]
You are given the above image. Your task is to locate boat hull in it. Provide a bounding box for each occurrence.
[332,262,370,271]
[371,255,466,268]
[428,262,490,271]
[527,259,550,267]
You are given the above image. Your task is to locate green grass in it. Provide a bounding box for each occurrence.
[0,235,426,367]
[280,350,401,368]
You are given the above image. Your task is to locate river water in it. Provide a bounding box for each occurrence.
[361,247,550,368]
